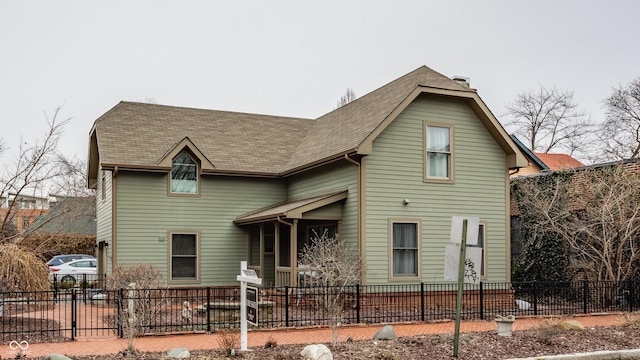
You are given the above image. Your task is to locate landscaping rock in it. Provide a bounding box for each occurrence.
[167,347,190,358]
[44,354,73,360]
[557,320,585,331]
[300,344,333,360]
[373,325,397,340]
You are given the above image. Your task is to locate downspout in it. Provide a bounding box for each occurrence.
[111,166,118,273]
[344,153,365,284]
[506,167,518,283]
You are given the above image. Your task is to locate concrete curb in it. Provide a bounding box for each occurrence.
[505,349,640,360]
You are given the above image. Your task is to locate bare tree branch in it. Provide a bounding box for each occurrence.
[0,105,71,243]
[504,85,593,157]
[599,77,640,161]
[335,88,356,109]
[513,163,640,287]
[298,232,361,346]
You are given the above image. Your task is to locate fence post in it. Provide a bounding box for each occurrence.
[206,287,211,333]
[356,284,361,324]
[71,288,77,340]
[533,281,538,316]
[479,281,484,321]
[420,283,425,322]
[582,278,588,314]
[117,288,124,338]
[53,274,58,301]
[285,286,289,328]
[82,273,87,304]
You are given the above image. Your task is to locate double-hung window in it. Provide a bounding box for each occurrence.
[468,223,486,277]
[390,220,420,278]
[425,124,453,182]
[170,233,199,281]
[171,151,198,194]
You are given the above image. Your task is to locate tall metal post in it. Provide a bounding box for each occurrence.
[453,219,468,357]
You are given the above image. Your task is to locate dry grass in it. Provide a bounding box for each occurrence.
[216,329,240,355]
[620,311,640,327]
[0,243,50,292]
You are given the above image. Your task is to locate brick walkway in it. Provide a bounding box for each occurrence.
[0,313,625,358]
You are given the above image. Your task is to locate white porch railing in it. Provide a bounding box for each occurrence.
[276,267,292,286]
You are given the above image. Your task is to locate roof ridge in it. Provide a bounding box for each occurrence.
[117,101,313,122]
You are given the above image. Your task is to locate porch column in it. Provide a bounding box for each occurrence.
[290,219,298,286]
[259,224,265,277]
[274,221,280,276]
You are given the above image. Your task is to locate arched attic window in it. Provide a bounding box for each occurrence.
[171,151,198,194]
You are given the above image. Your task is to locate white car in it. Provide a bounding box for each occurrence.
[49,258,98,285]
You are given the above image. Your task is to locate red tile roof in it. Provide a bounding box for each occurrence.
[533,153,584,170]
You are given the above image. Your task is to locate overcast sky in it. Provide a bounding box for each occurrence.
[1,1,639,167]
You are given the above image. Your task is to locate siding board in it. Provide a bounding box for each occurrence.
[364,95,508,284]
[115,172,286,285]
[288,162,359,248]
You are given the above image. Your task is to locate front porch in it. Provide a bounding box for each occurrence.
[234,190,347,287]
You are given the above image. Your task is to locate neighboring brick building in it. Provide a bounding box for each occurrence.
[0,193,50,236]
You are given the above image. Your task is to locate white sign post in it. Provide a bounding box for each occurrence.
[236,261,262,352]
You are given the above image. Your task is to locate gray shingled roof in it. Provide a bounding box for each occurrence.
[91,66,474,176]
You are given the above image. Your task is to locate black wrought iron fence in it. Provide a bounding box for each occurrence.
[2,280,638,344]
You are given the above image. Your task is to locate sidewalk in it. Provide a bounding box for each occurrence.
[1,313,625,358]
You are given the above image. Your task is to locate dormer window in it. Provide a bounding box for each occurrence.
[171,151,198,194]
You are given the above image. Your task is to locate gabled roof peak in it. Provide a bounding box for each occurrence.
[88,65,525,182]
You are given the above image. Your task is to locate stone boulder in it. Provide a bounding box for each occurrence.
[44,354,72,360]
[373,325,397,340]
[557,320,585,331]
[167,347,190,358]
[300,344,333,360]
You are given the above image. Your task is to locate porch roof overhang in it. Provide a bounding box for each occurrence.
[234,190,348,226]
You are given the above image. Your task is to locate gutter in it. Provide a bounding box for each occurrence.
[343,153,365,285]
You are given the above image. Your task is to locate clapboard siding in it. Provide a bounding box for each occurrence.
[288,162,359,247]
[115,171,286,285]
[96,168,113,273]
[364,95,508,284]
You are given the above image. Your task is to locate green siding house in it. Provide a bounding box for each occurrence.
[87,66,527,287]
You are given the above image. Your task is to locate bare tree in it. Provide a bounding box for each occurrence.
[50,155,95,197]
[504,85,592,157]
[599,77,640,160]
[0,105,75,292]
[512,163,640,298]
[107,264,167,354]
[335,88,356,108]
[298,231,360,346]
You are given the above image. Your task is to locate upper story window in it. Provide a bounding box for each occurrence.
[425,124,453,182]
[171,151,198,194]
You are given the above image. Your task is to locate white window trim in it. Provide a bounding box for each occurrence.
[423,122,455,184]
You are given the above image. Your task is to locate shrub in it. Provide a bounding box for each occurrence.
[217,329,240,355]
